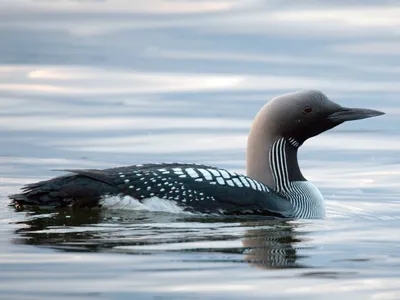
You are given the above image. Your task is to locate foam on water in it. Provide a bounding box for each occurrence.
[99,195,188,214]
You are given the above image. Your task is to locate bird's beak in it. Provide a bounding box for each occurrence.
[327,107,385,122]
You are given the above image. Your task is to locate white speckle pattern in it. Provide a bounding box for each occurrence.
[226,180,234,187]
[218,170,230,179]
[108,163,281,216]
[197,169,212,180]
[207,168,221,177]
[172,168,184,175]
[186,168,199,178]
[233,178,242,187]
[216,177,225,185]
[248,179,257,190]
[239,177,250,187]
[227,170,238,177]
[254,181,263,191]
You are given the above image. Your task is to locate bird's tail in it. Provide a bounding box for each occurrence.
[9,172,119,209]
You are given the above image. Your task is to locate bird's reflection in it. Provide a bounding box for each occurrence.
[241,220,306,269]
[13,209,310,268]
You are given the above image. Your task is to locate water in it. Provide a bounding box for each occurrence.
[1,1,400,299]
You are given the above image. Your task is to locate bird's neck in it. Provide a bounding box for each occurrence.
[246,128,325,218]
[268,137,305,193]
[246,135,305,192]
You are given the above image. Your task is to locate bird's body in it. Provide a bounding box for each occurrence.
[9,90,384,219]
[13,163,296,217]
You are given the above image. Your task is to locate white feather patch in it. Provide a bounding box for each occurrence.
[99,195,189,214]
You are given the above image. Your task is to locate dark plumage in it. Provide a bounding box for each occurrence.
[10,163,292,217]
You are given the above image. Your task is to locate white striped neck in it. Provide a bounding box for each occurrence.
[269,137,304,193]
[269,137,325,218]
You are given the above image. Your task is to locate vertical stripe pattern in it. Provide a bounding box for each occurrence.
[269,137,325,218]
[269,138,290,193]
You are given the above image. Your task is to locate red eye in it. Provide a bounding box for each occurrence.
[303,106,312,114]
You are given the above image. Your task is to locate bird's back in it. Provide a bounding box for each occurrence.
[9,163,294,217]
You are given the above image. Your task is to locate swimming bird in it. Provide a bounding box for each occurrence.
[9,90,384,219]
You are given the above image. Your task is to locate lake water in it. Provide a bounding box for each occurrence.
[1,1,400,299]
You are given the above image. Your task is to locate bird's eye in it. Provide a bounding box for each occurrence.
[303,106,312,114]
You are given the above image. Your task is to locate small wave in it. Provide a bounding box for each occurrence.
[325,199,400,221]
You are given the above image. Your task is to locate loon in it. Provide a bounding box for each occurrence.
[9,90,384,219]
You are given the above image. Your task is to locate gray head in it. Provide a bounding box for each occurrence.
[250,90,384,146]
[246,90,384,186]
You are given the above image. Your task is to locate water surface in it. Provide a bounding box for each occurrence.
[1,1,400,299]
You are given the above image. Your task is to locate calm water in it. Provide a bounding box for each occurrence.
[1,1,400,299]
